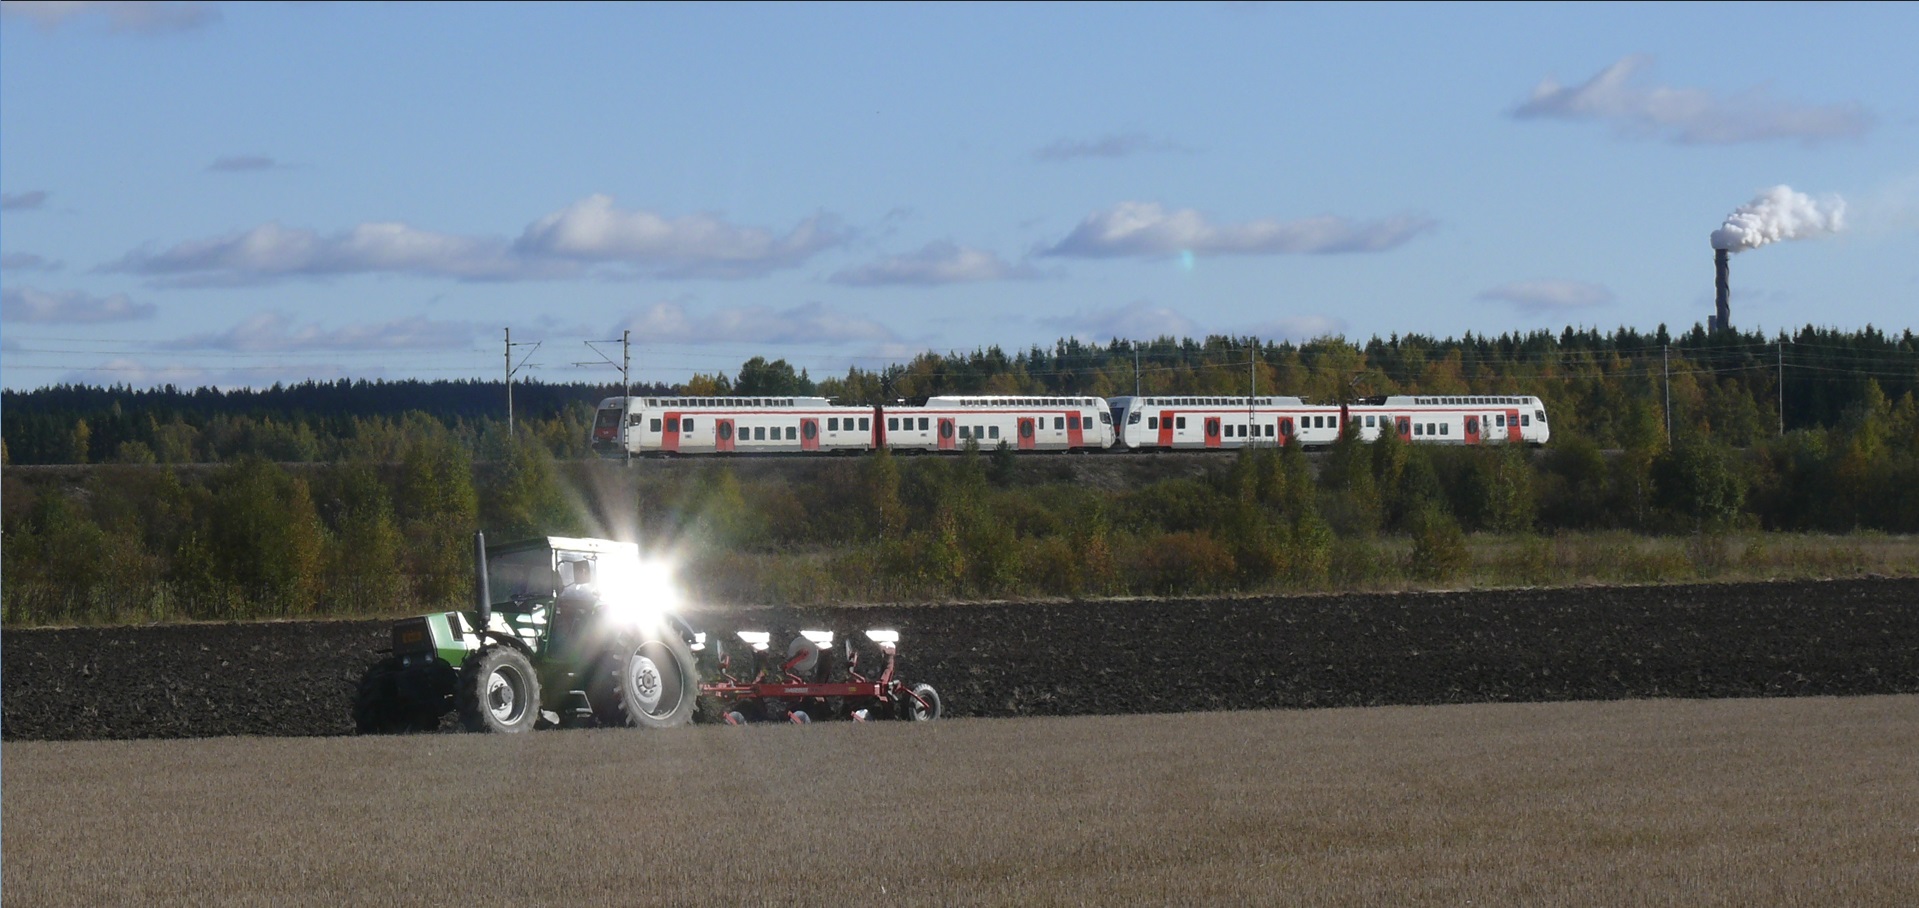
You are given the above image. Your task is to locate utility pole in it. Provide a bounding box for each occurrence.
[1248,336,1257,439]
[581,331,633,464]
[1134,342,1141,397]
[1777,337,1785,437]
[1662,343,1671,445]
[505,328,541,436]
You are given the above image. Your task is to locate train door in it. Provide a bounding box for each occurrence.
[1395,416,1412,438]
[1277,416,1293,447]
[1464,414,1481,445]
[715,419,735,453]
[1157,410,1175,447]
[1017,417,1036,450]
[800,418,820,452]
[1066,413,1085,449]
[1504,409,1522,442]
[1204,417,1222,449]
[937,418,956,451]
[662,412,682,454]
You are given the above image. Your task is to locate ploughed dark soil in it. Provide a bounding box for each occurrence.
[5,579,1917,741]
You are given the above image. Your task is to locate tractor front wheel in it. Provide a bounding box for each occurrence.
[458,646,542,733]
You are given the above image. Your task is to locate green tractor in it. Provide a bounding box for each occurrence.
[355,533,700,734]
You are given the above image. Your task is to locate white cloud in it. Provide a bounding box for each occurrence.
[1478,280,1615,313]
[1039,301,1203,341]
[1044,202,1435,259]
[1033,133,1187,162]
[513,194,847,278]
[1,252,62,271]
[830,241,1042,286]
[1512,55,1871,145]
[52,358,365,390]
[1,1,218,33]
[159,312,479,352]
[105,221,568,286]
[619,300,895,345]
[1,285,155,323]
[1241,314,1350,342]
[208,155,283,173]
[108,196,847,285]
[2,190,49,211]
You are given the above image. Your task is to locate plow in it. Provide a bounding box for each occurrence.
[354,533,941,734]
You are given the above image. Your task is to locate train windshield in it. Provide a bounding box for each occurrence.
[593,407,622,430]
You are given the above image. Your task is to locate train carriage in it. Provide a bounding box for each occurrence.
[883,396,1115,453]
[1346,395,1551,446]
[592,396,875,457]
[1109,394,1551,450]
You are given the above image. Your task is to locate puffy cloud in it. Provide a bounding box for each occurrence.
[1242,314,1350,343]
[1512,55,1871,145]
[207,155,282,173]
[1477,280,1615,313]
[619,300,895,345]
[2,190,49,211]
[1,252,61,271]
[105,221,569,286]
[830,241,1041,286]
[1,285,155,323]
[1043,201,1435,259]
[1033,133,1186,162]
[1,1,218,33]
[1039,301,1203,341]
[159,312,479,352]
[513,194,847,278]
[108,196,846,285]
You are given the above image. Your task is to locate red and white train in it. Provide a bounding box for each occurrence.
[591,395,1116,456]
[590,392,1547,457]
[1106,394,1550,450]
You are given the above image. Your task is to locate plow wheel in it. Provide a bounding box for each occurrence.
[597,629,698,729]
[898,683,942,722]
[458,646,542,734]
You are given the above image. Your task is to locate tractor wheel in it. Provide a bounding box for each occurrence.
[598,629,698,729]
[898,683,942,722]
[457,646,542,734]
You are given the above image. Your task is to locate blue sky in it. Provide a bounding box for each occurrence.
[3,1,1914,391]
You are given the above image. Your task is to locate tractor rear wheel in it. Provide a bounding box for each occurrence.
[898,683,942,721]
[457,646,542,733]
[596,629,698,729]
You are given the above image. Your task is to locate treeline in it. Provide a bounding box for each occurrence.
[4,327,1916,465]
[6,383,1917,626]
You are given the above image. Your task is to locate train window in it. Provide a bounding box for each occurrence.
[786,427,797,440]
[1496,415,1506,427]
[666,417,680,432]
[958,426,970,439]
[828,418,839,431]
[1522,415,1531,426]
[686,419,697,431]
[1148,417,1159,429]
[989,426,1000,439]
[1535,410,1546,423]
[753,427,765,440]
[860,418,870,431]
[1440,424,1449,435]
[1055,417,1065,430]
[1176,417,1187,429]
[888,418,899,431]
[1265,425,1274,437]
[919,418,930,431]
[1101,412,1112,424]
[650,419,662,432]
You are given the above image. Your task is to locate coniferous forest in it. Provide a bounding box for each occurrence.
[4,326,1917,626]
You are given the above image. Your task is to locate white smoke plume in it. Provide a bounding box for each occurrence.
[1710,185,1846,252]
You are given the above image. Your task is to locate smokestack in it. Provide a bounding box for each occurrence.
[1714,248,1730,332]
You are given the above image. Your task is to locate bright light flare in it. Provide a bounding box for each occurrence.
[800,629,835,647]
[737,630,771,652]
[598,554,684,627]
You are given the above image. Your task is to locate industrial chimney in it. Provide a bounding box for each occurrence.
[1713,248,1730,332]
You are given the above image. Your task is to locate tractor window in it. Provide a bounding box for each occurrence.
[487,548,558,606]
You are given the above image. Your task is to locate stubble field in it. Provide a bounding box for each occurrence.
[5,696,1916,906]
